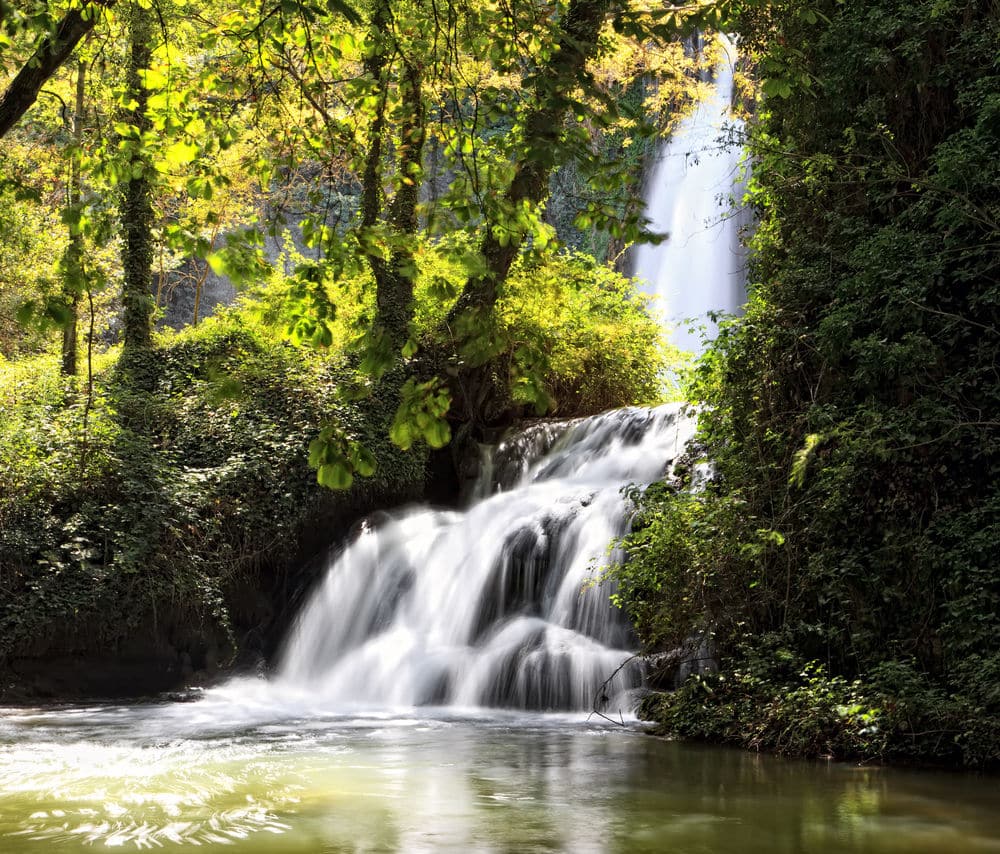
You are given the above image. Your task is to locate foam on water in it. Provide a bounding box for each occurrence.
[267,404,697,715]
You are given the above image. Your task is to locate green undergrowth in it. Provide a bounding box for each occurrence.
[0,313,425,674]
[612,0,1000,768]
[640,645,1000,767]
[0,240,667,687]
[253,239,673,417]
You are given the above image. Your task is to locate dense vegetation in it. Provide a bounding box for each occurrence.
[1,0,997,773]
[0,0,698,690]
[614,0,1000,767]
[0,249,663,694]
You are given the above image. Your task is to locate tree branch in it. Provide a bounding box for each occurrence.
[0,2,111,139]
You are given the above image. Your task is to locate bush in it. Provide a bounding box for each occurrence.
[616,0,1000,768]
[0,310,425,675]
[250,237,673,418]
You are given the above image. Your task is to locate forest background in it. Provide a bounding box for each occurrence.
[0,0,997,768]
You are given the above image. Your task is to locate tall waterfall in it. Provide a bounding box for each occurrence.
[632,35,748,353]
[262,42,747,716]
[275,407,696,712]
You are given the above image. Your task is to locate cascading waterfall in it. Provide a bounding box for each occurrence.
[632,35,748,353]
[265,40,747,716]
[275,406,697,712]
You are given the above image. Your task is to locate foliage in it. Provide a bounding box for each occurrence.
[0,181,60,356]
[641,650,887,760]
[546,38,717,262]
[0,311,424,669]
[614,0,1000,767]
[253,239,668,419]
[0,0,717,693]
[496,252,670,414]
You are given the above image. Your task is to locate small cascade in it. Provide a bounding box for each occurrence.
[275,405,697,712]
[248,39,749,720]
[632,35,749,353]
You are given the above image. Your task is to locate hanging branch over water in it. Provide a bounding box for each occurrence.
[588,654,640,727]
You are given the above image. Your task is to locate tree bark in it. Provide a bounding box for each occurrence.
[120,2,154,353]
[61,60,87,376]
[0,4,106,140]
[373,60,425,351]
[359,0,427,353]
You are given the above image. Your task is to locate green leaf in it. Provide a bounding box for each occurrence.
[164,140,199,166]
[390,419,414,451]
[317,461,353,490]
[140,68,169,89]
[789,433,824,488]
[206,252,227,276]
[326,0,362,24]
[349,444,377,477]
[424,419,451,449]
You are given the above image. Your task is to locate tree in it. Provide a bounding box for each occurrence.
[0,1,111,139]
[358,0,426,355]
[61,58,88,375]
[444,0,619,426]
[118,0,154,352]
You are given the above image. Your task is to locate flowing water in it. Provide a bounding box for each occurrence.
[632,35,749,353]
[274,405,696,714]
[3,405,998,853]
[4,34,999,854]
[2,705,1000,852]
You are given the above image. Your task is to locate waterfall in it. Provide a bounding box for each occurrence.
[260,40,747,717]
[632,35,748,353]
[274,406,697,713]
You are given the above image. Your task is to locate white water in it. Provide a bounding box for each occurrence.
[632,35,749,353]
[270,406,696,714]
[217,42,747,718]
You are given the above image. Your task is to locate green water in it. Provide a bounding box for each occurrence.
[1,700,998,852]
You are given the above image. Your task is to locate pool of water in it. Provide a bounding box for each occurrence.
[1,692,998,852]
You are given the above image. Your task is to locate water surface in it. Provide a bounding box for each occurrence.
[2,700,998,852]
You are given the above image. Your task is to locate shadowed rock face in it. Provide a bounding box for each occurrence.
[156,260,238,331]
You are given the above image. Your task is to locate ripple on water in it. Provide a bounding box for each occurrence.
[0,736,302,849]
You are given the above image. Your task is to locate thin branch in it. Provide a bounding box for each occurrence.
[587,653,640,726]
[0,1,112,139]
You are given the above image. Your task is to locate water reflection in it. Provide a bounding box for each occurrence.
[1,705,999,852]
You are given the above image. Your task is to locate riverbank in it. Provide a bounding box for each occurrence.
[0,317,427,700]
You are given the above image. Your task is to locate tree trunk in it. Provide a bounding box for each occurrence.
[61,60,87,376]
[120,2,154,353]
[359,0,427,354]
[373,60,425,351]
[358,0,389,233]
